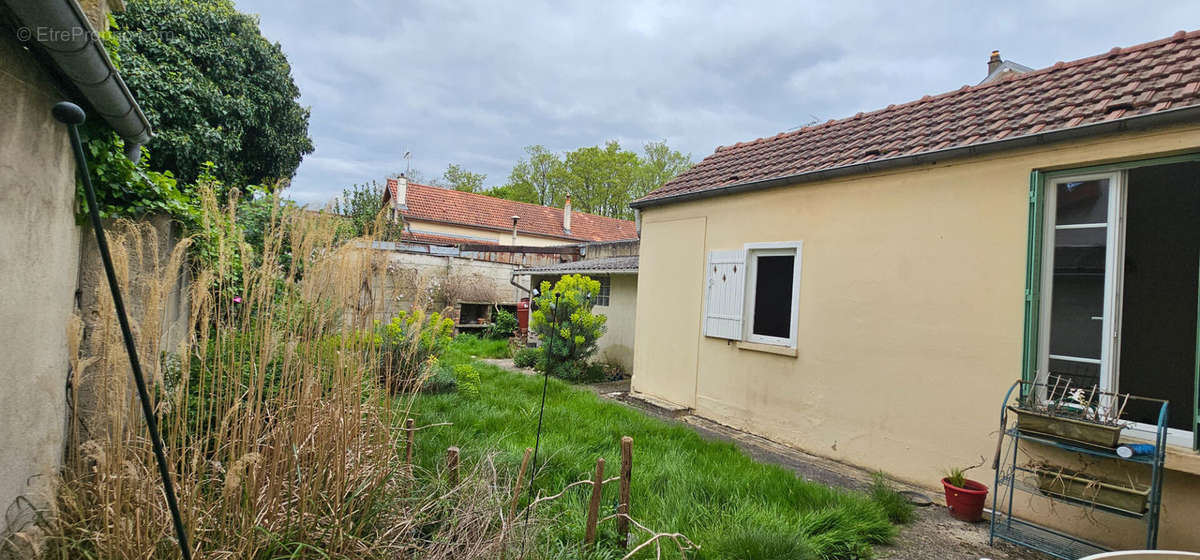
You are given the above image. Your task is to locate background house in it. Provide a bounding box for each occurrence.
[515,239,639,372]
[382,175,637,246]
[371,178,637,335]
[629,31,1200,552]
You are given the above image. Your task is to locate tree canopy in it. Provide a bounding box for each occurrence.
[113,0,313,188]
[484,141,692,219]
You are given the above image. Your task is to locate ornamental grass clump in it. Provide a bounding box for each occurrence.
[26,189,531,559]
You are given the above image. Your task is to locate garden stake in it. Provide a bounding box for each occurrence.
[618,436,633,547]
[405,418,415,466]
[446,447,460,487]
[52,101,192,560]
[510,447,533,520]
[521,291,562,555]
[585,457,605,546]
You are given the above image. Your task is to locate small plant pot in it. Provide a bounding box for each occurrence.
[1009,406,1122,449]
[942,478,988,522]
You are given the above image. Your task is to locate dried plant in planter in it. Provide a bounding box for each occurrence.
[1028,462,1149,514]
[1010,375,1131,448]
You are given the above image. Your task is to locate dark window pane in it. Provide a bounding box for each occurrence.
[1047,358,1100,391]
[1055,179,1109,225]
[752,255,794,339]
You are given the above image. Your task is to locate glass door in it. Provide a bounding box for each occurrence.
[1037,173,1122,400]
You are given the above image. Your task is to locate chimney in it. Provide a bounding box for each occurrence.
[387,174,408,209]
[562,196,572,234]
[987,50,1003,75]
[511,215,520,245]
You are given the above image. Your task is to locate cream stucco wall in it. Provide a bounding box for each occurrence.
[593,274,637,372]
[533,273,639,372]
[0,31,78,538]
[406,218,580,247]
[631,123,1200,551]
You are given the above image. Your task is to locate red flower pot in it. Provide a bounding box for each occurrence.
[942,478,988,522]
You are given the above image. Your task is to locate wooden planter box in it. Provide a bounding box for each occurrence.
[1033,466,1149,514]
[1009,406,1122,449]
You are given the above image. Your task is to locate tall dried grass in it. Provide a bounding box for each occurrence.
[33,190,530,559]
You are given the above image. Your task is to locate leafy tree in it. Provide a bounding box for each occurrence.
[504,145,567,205]
[480,183,538,203]
[441,163,487,192]
[636,141,694,199]
[530,274,607,380]
[491,142,692,219]
[113,0,313,188]
[332,181,404,241]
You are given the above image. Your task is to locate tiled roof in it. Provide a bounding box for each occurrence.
[518,256,639,275]
[635,30,1200,207]
[387,181,637,242]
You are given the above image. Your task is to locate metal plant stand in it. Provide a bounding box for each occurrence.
[990,379,1168,559]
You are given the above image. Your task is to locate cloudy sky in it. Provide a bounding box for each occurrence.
[233,0,1200,206]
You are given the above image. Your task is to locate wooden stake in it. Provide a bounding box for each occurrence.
[510,447,533,519]
[405,418,415,466]
[618,436,633,548]
[584,457,605,546]
[447,446,460,487]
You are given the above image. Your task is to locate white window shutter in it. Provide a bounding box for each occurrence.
[704,249,746,340]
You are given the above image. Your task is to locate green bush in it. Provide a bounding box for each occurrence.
[484,308,518,339]
[530,274,607,380]
[453,364,481,399]
[512,347,540,368]
[422,365,458,394]
[378,310,455,392]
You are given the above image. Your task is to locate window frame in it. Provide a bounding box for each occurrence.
[594,275,611,307]
[742,241,803,348]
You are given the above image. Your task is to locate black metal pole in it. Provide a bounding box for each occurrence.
[521,291,560,554]
[53,101,193,560]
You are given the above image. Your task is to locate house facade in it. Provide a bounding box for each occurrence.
[382,175,637,247]
[629,31,1200,551]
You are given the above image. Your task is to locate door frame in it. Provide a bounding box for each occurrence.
[1023,153,1200,451]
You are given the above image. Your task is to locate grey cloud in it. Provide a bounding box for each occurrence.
[235,0,1200,205]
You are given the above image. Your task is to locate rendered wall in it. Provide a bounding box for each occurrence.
[630,124,1200,550]
[0,31,77,540]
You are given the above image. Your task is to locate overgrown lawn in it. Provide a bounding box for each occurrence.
[411,360,908,559]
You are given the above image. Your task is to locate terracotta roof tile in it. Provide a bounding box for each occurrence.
[636,30,1200,206]
[387,182,637,242]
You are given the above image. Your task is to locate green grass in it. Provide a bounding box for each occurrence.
[409,358,909,559]
[447,333,511,359]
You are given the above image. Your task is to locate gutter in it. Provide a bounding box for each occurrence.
[630,104,1200,209]
[6,0,153,160]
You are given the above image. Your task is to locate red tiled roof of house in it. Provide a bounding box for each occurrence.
[635,30,1200,207]
[386,181,637,242]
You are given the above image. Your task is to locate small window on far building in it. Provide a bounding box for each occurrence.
[594,276,610,306]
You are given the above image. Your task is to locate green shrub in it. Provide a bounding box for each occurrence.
[530,274,607,380]
[378,309,454,392]
[484,308,518,339]
[453,364,481,399]
[580,362,607,383]
[512,347,540,368]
